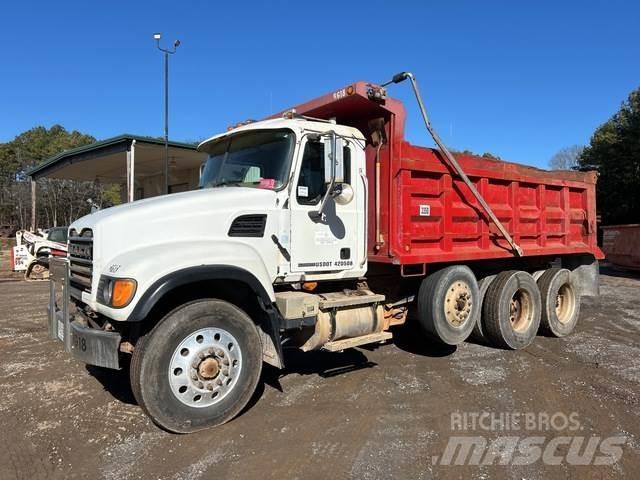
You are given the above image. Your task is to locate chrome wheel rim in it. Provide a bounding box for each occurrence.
[168,327,242,408]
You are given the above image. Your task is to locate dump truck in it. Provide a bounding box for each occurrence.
[47,72,603,433]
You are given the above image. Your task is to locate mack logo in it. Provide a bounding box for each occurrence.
[69,243,92,259]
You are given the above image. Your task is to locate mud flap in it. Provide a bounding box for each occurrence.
[257,299,284,369]
[565,254,600,297]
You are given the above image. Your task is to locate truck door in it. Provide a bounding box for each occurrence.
[290,136,361,274]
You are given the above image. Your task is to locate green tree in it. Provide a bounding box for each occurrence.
[578,88,640,225]
[1,125,95,172]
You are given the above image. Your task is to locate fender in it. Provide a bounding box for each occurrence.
[128,265,284,368]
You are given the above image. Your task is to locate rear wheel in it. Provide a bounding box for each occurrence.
[537,268,580,337]
[417,265,480,345]
[483,271,541,350]
[469,275,496,343]
[130,299,263,433]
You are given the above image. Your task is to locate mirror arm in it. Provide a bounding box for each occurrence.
[312,130,337,222]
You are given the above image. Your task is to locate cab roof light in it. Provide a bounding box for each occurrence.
[283,109,297,120]
[366,84,387,103]
[227,119,257,131]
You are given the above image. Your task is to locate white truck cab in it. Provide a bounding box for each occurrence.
[68,118,368,320]
[49,116,388,433]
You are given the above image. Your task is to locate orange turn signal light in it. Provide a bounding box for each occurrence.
[111,279,137,308]
[302,282,318,292]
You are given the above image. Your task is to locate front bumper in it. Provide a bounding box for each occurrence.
[48,258,121,370]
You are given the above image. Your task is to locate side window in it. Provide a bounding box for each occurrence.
[296,141,352,205]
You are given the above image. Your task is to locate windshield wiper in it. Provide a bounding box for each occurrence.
[215,180,243,187]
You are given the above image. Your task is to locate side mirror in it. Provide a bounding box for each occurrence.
[199,161,206,180]
[323,135,344,184]
[312,131,345,222]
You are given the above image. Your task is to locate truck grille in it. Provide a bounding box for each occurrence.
[68,228,93,293]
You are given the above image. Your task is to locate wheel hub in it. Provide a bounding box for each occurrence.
[168,327,242,408]
[197,357,220,380]
[445,282,473,327]
[509,288,532,332]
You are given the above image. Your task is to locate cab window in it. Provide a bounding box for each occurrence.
[296,141,351,205]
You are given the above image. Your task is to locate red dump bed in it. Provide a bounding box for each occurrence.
[281,80,604,266]
[390,146,601,264]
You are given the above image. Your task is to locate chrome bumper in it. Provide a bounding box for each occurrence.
[48,258,121,370]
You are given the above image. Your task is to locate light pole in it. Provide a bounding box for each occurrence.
[153,33,180,195]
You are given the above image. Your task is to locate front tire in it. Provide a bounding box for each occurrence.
[131,299,263,433]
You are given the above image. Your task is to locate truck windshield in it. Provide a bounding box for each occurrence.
[199,129,294,190]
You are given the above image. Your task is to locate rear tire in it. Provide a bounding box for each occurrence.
[469,275,496,343]
[417,265,480,345]
[130,299,263,433]
[537,268,580,337]
[483,271,541,350]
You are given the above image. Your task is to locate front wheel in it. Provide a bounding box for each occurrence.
[130,299,263,433]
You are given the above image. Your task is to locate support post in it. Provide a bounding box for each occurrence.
[164,51,169,195]
[30,177,36,231]
[126,140,136,202]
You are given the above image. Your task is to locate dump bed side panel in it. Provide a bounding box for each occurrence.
[384,143,602,265]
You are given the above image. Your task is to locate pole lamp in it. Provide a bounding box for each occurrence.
[153,33,180,195]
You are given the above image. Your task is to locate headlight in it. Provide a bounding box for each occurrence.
[98,276,137,308]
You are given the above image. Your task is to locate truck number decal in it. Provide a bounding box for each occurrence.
[419,204,431,217]
[297,260,353,268]
[333,89,347,100]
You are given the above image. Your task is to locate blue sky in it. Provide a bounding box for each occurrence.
[1,0,638,168]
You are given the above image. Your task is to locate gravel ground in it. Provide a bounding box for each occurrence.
[0,260,639,479]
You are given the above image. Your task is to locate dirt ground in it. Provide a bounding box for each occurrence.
[0,254,639,479]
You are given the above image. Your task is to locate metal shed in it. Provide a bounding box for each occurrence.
[25,134,207,230]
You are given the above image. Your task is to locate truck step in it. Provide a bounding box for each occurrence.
[322,331,392,352]
[318,292,385,309]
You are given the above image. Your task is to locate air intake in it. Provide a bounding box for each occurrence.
[228,214,267,238]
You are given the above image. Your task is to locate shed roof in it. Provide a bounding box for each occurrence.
[26,134,204,181]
